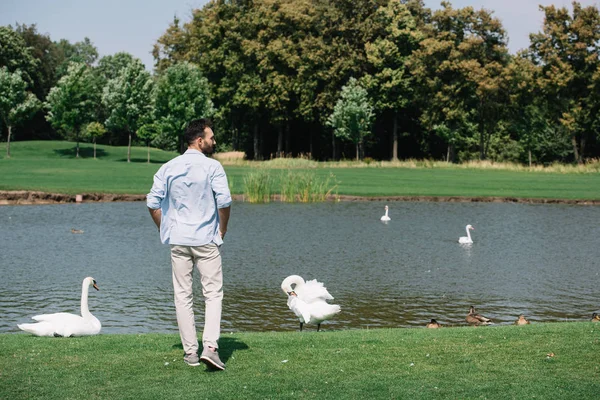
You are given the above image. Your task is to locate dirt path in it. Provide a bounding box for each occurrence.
[1,190,599,205]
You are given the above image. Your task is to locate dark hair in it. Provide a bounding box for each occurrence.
[184,119,213,145]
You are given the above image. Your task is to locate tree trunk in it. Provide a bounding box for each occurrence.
[528,149,532,168]
[277,125,283,157]
[93,138,97,159]
[285,122,291,155]
[253,123,260,160]
[579,135,586,164]
[147,143,150,163]
[355,143,359,161]
[6,125,11,158]
[309,128,313,160]
[76,134,80,158]
[392,113,398,161]
[571,134,580,164]
[332,132,336,161]
[127,133,132,163]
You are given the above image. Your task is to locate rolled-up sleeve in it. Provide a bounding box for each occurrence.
[147,167,166,209]
[211,163,232,209]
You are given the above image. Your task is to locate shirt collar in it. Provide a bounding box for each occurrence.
[184,149,205,156]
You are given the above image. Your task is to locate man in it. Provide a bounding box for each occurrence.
[147,119,231,370]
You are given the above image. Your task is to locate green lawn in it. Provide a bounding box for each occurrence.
[1,323,599,399]
[1,140,600,200]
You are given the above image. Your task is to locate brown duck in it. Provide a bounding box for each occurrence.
[592,313,600,322]
[514,315,530,325]
[426,319,442,328]
[466,306,492,326]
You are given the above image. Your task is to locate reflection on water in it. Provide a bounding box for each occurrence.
[1,201,599,334]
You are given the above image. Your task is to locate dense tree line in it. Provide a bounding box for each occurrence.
[2,1,600,164]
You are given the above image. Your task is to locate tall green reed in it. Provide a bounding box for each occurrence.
[244,169,338,203]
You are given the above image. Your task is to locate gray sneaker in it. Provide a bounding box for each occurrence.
[200,347,225,370]
[184,353,200,367]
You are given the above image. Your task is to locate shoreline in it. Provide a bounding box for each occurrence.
[1,190,599,205]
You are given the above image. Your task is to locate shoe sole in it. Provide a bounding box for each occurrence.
[185,361,200,366]
[200,356,225,371]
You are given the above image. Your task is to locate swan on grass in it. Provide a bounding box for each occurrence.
[458,224,474,244]
[380,205,391,222]
[18,277,101,337]
[281,275,341,331]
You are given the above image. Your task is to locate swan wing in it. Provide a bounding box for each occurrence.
[17,321,56,337]
[458,236,472,244]
[299,279,335,303]
[307,302,341,324]
[287,296,311,323]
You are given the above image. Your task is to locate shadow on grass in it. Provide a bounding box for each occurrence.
[171,335,249,365]
[115,157,165,164]
[53,147,108,159]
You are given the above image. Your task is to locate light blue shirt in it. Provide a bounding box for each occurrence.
[147,149,232,246]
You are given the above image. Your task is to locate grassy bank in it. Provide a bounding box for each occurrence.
[1,141,600,201]
[1,323,599,399]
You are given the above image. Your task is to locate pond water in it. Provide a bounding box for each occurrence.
[1,200,599,334]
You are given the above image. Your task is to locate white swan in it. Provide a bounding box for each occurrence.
[18,277,101,337]
[281,275,341,331]
[380,205,391,222]
[458,224,474,244]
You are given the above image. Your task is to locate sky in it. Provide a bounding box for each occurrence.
[1,0,599,71]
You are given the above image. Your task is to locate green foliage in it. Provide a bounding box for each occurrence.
[327,77,375,161]
[82,121,106,141]
[154,62,214,152]
[0,67,41,157]
[0,25,39,86]
[45,62,101,157]
[102,58,154,162]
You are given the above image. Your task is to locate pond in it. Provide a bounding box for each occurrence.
[1,200,599,334]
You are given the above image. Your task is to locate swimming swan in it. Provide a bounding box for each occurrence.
[281,275,341,331]
[18,277,101,337]
[380,205,391,222]
[459,224,474,244]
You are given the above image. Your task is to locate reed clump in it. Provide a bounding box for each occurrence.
[244,168,338,203]
[243,169,273,203]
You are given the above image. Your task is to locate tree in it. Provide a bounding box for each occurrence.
[82,121,106,159]
[0,25,39,86]
[0,67,41,157]
[154,62,214,153]
[363,0,422,160]
[45,62,100,158]
[327,77,375,160]
[529,2,600,163]
[409,2,509,161]
[137,123,161,163]
[102,58,154,162]
[54,37,99,79]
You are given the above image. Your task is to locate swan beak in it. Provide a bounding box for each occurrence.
[288,291,297,297]
[93,283,99,291]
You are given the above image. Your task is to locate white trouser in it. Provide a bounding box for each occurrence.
[170,243,223,354]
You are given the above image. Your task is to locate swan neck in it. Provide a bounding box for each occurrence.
[80,281,91,318]
[466,227,471,240]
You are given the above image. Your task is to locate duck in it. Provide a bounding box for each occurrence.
[17,277,101,337]
[71,228,84,234]
[458,225,474,244]
[466,305,492,326]
[514,315,530,325]
[426,319,442,328]
[380,205,391,222]
[281,275,341,331]
[592,312,600,322]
